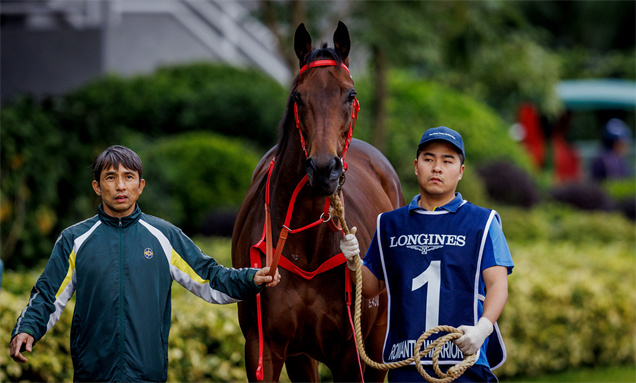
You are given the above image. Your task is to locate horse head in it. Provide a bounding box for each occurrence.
[291,21,358,196]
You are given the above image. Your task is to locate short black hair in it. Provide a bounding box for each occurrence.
[416,141,465,165]
[93,145,143,184]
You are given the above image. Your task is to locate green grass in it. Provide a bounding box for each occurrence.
[503,364,636,382]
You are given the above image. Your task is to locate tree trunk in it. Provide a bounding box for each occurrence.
[371,45,388,153]
[260,0,305,73]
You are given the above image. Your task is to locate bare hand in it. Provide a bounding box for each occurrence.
[10,333,34,363]
[254,267,281,287]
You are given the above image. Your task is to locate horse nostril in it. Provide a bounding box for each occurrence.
[305,158,317,180]
[330,157,343,179]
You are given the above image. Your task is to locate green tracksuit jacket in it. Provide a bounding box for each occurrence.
[12,204,262,382]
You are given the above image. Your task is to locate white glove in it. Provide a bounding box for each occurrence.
[340,227,360,271]
[454,317,493,355]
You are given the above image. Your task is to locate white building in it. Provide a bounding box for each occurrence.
[1,0,292,103]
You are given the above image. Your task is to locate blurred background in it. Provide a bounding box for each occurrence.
[1,1,634,382]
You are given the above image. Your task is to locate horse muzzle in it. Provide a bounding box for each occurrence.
[305,156,343,196]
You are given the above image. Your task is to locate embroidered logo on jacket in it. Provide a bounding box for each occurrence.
[144,248,154,259]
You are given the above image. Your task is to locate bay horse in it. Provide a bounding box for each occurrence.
[232,21,404,382]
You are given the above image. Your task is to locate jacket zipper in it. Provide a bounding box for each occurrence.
[118,218,124,381]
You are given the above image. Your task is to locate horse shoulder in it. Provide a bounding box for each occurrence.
[251,145,278,182]
[348,138,405,208]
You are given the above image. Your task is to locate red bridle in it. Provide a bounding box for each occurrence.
[248,59,364,381]
[293,59,360,170]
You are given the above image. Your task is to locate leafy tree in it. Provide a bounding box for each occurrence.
[517,1,635,80]
[1,63,286,269]
[254,1,562,149]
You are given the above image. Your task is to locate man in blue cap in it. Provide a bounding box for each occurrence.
[592,118,632,181]
[340,127,514,382]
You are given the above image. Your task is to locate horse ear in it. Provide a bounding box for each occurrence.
[333,21,350,62]
[294,23,312,66]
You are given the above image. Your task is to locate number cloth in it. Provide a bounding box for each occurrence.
[363,193,514,375]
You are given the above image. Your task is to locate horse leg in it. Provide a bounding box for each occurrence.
[284,354,319,383]
[322,342,365,383]
[243,329,286,382]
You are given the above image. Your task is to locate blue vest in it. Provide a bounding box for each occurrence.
[367,201,507,369]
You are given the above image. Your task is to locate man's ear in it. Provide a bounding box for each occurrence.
[92,180,101,196]
[138,179,146,194]
[414,158,419,175]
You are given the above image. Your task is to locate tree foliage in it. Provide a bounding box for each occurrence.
[1,63,286,269]
[254,1,633,144]
[354,72,533,200]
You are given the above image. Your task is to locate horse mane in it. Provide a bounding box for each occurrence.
[275,46,344,157]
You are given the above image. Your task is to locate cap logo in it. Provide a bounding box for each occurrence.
[144,248,154,259]
[428,132,458,141]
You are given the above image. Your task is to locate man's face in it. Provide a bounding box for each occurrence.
[414,141,464,202]
[92,165,145,218]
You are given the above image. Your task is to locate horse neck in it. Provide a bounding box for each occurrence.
[269,119,311,206]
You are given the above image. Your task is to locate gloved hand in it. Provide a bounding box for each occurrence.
[454,317,493,355]
[340,227,360,271]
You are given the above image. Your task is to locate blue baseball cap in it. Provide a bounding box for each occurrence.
[418,126,465,158]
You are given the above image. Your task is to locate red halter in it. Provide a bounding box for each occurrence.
[293,60,360,170]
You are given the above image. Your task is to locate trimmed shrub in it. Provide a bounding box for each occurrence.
[477,161,541,207]
[58,62,286,148]
[354,72,533,200]
[497,202,636,245]
[498,239,635,379]
[550,183,614,211]
[138,132,262,234]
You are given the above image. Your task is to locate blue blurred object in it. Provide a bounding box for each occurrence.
[602,118,632,148]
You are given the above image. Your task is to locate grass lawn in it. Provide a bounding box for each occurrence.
[503,364,635,382]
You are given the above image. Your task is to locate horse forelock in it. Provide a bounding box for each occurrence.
[305,47,343,66]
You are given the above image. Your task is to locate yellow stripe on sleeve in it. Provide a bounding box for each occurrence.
[171,249,208,284]
[55,250,76,299]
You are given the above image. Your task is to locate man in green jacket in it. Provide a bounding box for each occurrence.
[9,145,280,382]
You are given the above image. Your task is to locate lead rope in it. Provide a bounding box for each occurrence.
[329,193,477,383]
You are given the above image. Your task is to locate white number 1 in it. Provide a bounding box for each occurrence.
[411,260,441,330]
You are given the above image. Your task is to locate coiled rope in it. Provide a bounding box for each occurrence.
[330,193,476,383]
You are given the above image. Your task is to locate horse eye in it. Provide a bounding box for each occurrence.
[292,92,303,105]
[347,90,357,103]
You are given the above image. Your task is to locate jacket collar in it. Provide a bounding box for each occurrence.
[408,192,465,213]
[98,204,142,228]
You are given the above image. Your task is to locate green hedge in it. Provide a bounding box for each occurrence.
[497,202,636,245]
[1,63,285,269]
[58,62,286,147]
[138,132,262,234]
[499,239,635,378]
[354,71,533,200]
[2,209,634,381]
